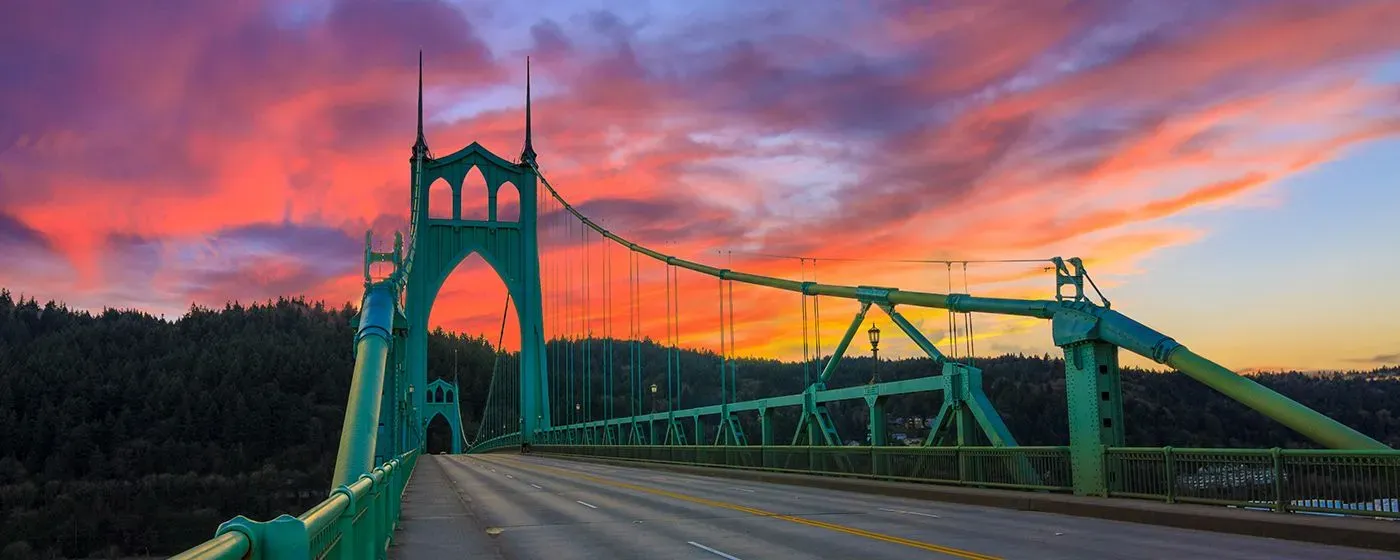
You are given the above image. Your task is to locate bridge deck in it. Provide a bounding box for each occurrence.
[392,454,1392,559]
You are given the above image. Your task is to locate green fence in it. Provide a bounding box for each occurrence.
[170,450,418,560]
[1106,447,1400,518]
[533,445,1400,519]
[534,445,1073,492]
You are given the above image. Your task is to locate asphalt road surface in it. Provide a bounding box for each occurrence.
[389,454,1398,559]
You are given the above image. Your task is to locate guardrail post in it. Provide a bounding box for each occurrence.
[955,446,965,484]
[355,473,374,558]
[378,467,390,559]
[215,514,310,560]
[1272,447,1286,513]
[331,485,358,560]
[1163,447,1175,504]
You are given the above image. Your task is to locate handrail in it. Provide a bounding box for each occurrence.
[169,449,417,559]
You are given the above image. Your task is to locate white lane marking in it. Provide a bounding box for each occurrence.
[530,483,543,489]
[506,474,515,479]
[728,487,755,493]
[576,500,599,509]
[878,507,940,518]
[687,541,743,560]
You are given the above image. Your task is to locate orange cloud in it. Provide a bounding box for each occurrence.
[1,0,1398,368]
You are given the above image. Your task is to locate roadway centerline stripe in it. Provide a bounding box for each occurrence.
[729,487,756,493]
[576,500,599,509]
[506,474,515,478]
[488,457,999,560]
[688,541,743,560]
[879,507,941,518]
[530,483,544,489]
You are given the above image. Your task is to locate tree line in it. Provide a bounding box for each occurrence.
[0,290,1395,557]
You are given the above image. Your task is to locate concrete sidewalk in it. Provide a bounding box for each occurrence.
[534,452,1400,552]
[389,455,501,559]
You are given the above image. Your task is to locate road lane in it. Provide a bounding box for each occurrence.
[393,454,1397,559]
[459,454,965,559]
[484,454,1399,560]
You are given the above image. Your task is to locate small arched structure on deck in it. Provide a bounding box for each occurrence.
[423,378,465,454]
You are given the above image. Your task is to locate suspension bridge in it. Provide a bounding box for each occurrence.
[170,57,1400,559]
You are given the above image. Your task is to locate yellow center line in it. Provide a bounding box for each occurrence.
[474,455,1001,560]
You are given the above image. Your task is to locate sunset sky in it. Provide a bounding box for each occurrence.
[2,0,1398,372]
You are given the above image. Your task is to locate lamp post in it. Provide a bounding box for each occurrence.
[407,384,418,450]
[867,323,882,446]
[649,383,659,445]
[868,323,881,384]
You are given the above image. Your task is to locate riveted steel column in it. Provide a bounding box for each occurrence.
[1062,340,1124,496]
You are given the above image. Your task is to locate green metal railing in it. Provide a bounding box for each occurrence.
[535,445,1073,492]
[468,432,522,453]
[1106,447,1400,518]
[536,445,1400,518]
[170,449,418,560]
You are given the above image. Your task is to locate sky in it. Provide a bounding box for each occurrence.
[1,0,1398,372]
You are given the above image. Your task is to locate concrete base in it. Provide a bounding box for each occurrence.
[535,452,1400,552]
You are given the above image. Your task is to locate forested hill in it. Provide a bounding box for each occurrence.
[0,292,498,558]
[0,290,1396,557]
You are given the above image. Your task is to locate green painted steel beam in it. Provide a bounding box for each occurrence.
[331,282,396,489]
[544,375,947,435]
[816,377,944,402]
[1055,303,1388,450]
[1166,347,1386,450]
[879,304,947,365]
[818,302,871,384]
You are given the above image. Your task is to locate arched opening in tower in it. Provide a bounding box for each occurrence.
[431,252,519,440]
[425,413,454,455]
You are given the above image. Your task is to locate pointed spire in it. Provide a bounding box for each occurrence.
[520,56,538,166]
[413,49,429,159]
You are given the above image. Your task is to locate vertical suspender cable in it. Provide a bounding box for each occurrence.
[946,263,958,362]
[717,274,726,407]
[604,236,612,424]
[582,223,591,423]
[628,250,637,419]
[674,263,680,411]
[963,262,975,365]
[727,276,736,403]
[813,259,822,362]
[666,263,674,414]
[801,258,810,388]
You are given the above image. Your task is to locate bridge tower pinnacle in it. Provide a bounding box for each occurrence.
[412,50,429,160]
[520,57,537,166]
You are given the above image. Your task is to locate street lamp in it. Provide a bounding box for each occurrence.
[868,323,881,384]
[650,383,658,413]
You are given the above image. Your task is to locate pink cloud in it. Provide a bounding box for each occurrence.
[0,0,1397,362]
